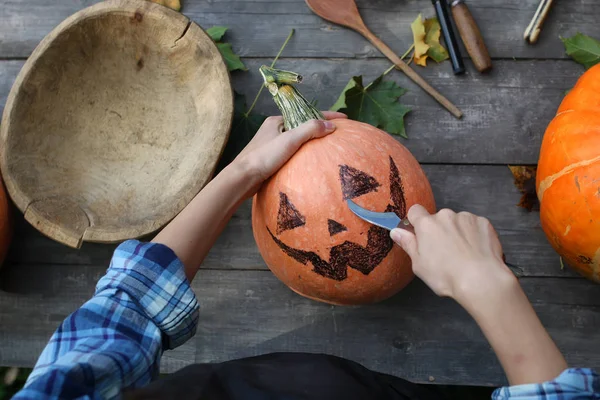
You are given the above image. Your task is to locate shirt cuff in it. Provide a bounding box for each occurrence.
[97,240,199,349]
[492,368,599,399]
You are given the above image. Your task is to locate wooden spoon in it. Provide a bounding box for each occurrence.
[305,0,463,119]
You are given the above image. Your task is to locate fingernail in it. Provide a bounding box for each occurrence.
[390,228,403,243]
[323,121,335,132]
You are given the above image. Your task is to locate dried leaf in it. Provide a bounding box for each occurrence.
[330,75,411,138]
[411,14,430,64]
[206,26,228,42]
[509,166,539,211]
[414,54,428,67]
[424,18,449,63]
[561,33,600,69]
[148,0,181,11]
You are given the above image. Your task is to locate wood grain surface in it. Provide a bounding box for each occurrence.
[0,0,598,389]
[0,0,597,59]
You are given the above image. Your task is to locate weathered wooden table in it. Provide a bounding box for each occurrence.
[1,0,599,388]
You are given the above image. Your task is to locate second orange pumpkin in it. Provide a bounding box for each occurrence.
[536,63,600,282]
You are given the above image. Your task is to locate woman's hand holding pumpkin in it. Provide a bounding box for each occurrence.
[154,112,345,283]
[391,205,568,386]
[233,111,347,199]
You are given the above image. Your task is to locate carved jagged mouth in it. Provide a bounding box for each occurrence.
[268,157,406,281]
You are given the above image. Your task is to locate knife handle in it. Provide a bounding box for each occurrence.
[451,0,492,73]
[396,218,414,234]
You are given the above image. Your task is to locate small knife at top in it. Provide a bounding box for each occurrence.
[346,199,412,232]
[450,0,492,73]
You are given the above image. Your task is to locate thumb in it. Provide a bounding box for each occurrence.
[390,228,418,259]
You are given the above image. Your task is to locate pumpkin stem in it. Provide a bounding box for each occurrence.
[259,65,324,131]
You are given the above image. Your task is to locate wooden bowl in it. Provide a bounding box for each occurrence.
[0,0,233,248]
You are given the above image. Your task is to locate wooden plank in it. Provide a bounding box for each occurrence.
[1,266,599,385]
[0,263,196,370]
[0,0,596,59]
[237,58,581,165]
[0,264,102,367]
[0,59,583,165]
[3,164,577,278]
[190,271,600,386]
[0,61,21,113]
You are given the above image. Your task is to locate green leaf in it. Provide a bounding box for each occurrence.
[207,26,228,41]
[206,26,246,72]
[216,92,266,172]
[330,75,411,138]
[424,18,449,63]
[217,42,247,72]
[561,33,600,69]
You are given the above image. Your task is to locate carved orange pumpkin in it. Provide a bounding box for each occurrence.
[536,63,600,282]
[252,67,436,305]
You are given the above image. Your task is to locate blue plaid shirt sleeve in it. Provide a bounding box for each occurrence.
[492,368,600,399]
[12,240,199,400]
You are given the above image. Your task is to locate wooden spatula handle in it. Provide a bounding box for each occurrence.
[451,0,492,73]
[363,31,463,119]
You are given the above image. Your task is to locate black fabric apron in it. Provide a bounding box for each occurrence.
[123,352,443,400]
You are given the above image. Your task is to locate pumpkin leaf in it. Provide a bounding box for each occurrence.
[206,26,247,72]
[411,14,430,65]
[206,26,228,42]
[149,0,181,11]
[424,18,449,63]
[330,75,411,138]
[217,43,247,72]
[561,33,600,69]
[508,166,539,212]
[216,92,266,172]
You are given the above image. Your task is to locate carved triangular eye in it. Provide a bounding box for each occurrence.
[277,192,306,234]
[388,156,407,218]
[328,219,347,236]
[339,165,381,200]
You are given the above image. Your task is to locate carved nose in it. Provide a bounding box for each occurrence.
[327,219,347,237]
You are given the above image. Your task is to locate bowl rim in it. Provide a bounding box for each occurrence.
[0,0,234,248]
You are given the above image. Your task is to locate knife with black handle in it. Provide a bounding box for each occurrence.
[431,0,465,75]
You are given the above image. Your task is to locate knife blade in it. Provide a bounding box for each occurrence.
[346,199,412,232]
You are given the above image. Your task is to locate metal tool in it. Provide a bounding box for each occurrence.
[346,199,412,232]
[524,0,554,44]
[304,0,463,118]
[431,0,465,75]
[450,0,492,73]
